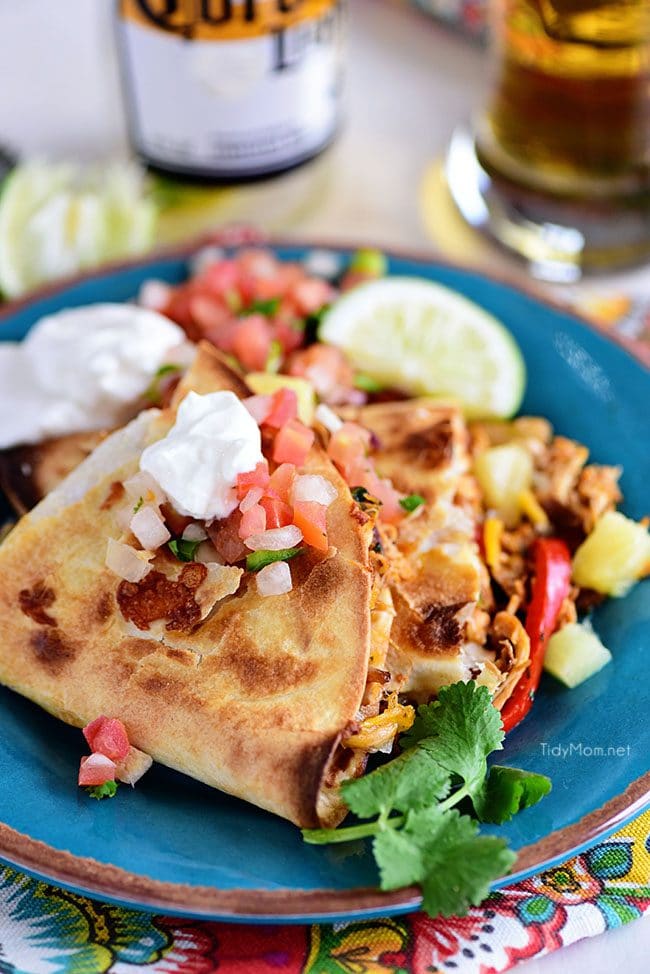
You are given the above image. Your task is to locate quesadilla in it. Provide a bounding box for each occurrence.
[338,399,530,709]
[0,345,389,828]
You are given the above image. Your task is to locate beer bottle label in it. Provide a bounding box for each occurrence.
[116,0,345,177]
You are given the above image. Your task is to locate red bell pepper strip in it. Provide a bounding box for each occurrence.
[500,537,572,733]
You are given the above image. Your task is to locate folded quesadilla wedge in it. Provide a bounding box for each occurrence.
[338,399,530,710]
[0,431,107,515]
[0,346,381,828]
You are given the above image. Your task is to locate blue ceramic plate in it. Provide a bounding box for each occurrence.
[0,244,648,923]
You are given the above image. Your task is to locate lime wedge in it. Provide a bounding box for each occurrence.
[0,161,156,298]
[320,277,526,418]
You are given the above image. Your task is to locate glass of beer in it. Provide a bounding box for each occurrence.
[446,0,650,280]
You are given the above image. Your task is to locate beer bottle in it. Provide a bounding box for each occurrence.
[115,1,346,180]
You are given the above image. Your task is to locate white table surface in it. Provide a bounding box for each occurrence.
[0,2,648,971]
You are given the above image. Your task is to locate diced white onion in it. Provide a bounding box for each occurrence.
[123,470,167,506]
[243,394,271,425]
[195,541,224,564]
[188,245,226,277]
[239,486,264,513]
[292,474,338,507]
[105,538,153,582]
[244,525,303,551]
[315,403,343,433]
[116,746,153,787]
[138,279,172,311]
[256,561,293,597]
[130,506,171,550]
[182,522,208,542]
[81,753,116,775]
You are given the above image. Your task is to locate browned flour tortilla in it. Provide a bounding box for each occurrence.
[0,345,373,828]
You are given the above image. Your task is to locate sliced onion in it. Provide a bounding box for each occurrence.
[115,746,153,786]
[105,538,153,583]
[315,403,343,433]
[138,279,172,311]
[292,474,338,507]
[182,522,208,542]
[243,394,272,425]
[256,561,293,597]
[244,525,303,551]
[130,506,171,550]
[123,470,167,507]
[239,486,264,513]
[195,540,224,564]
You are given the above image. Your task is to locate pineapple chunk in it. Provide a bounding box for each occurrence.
[544,621,611,688]
[474,443,533,526]
[572,510,650,596]
[246,373,316,426]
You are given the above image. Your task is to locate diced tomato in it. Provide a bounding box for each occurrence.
[264,388,298,429]
[260,494,293,529]
[237,248,279,280]
[207,511,248,563]
[188,293,232,338]
[327,422,371,479]
[238,503,267,539]
[200,259,240,297]
[230,314,273,372]
[290,278,333,316]
[236,461,270,500]
[83,716,130,762]
[267,462,296,503]
[273,315,306,355]
[273,420,315,466]
[288,345,354,400]
[293,500,328,553]
[162,286,198,337]
[78,753,117,787]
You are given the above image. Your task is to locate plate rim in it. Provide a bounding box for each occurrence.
[0,235,648,921]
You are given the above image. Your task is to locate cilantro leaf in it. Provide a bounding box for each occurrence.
[86,780,118,801]
[476,766,552,824]
[401,682,504,808]
[399,494,425,513]
[242,297,281,317]
[375,807,515,916]
[133,496,144,514]
[168,538,201,562]
[342,745,450,820]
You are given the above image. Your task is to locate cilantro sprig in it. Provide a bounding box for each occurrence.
[86,780,118,801]
[303,682,550,918]
[399,493,425,513]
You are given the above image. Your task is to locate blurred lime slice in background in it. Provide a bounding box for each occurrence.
[0,161,156,298]
[320,276,526,418]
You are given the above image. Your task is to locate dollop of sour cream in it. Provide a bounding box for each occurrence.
[140,391,264,522]
[0,303,189,449]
